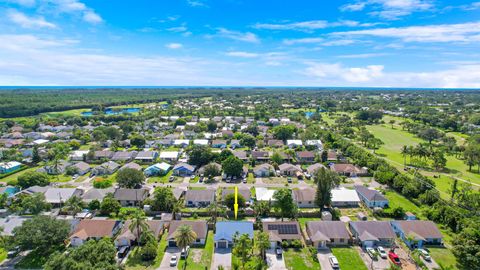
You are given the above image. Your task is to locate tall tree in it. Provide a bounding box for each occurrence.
[255,231,270,261]
[273,188,298,221]
[116,168,145,188]
[314,168,340,209]
[129,210,149,247]
[175,225,197,269]
[233,233,253,270]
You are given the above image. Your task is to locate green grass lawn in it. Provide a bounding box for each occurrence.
[284,247,320,270]
[384,190,425,219]
[178,231,214,270]
[331,247,367,270]
[126,232,168,269]
[147,171,177,184]
[0,248,6,263]
[428,247,457,269]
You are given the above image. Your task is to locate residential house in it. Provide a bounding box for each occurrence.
[172,163,196,176]
[253,163,274,177]
[222,188,251,204]
[112,151,137,162]
[292,188,316,208]
[92,161,120,175]
[93,150,114,160]
[296,151,315,163]
[115,220,166,247]
[214,221,254,248]
[144,162,171,177]
[44,188,83,208]
[0,161,22,174]
[286,140,303,148]
[278,163,302,177]
[263,221,302,248]
[306,163,326,176]
[0,216,31,236]
[391,220,443,248]
[167,220,208,247]
[159,151,179,163]
[70,219,122,247]
[230,140,241,149]
[330,163,368,177]
[255,187,276,202]
[267,139,284,148]
[211,140,227,149]
[38,160,70,175]
[69,150,89,161]
[233,151,248,161]
[221,130,234,138]
[173,139,190,148]
[135,151,158,163]
[120,162,143,171]
[70,162,91,176]
[331,188,361,207]
[305,140,323,150]
[354,185,389,208]
[81,187,115,203]
[349,221,396,248]
[251,151,269,163]
[113,188,149,207]
[185,189,215,207]
[193,139,209,146]
[306,221,351,248]
[198,163,222,176]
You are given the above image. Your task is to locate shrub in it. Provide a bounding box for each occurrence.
[93,177,113,188]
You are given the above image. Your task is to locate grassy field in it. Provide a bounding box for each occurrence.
[428,247,457,269]
[147,171,178,184]
[283,247,320,270]
[178,231,214,270]
[384,190,424,218]
[331,247,368,270]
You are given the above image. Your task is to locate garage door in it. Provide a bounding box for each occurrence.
[169,240,177,247]
[217,240,228,248]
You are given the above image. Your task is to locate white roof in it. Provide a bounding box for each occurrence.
[160,151,179,159]
[154,162,171,171]
[193,139,209,145]
[255,187,276,201]
[306,140,323,145]
[186,122,197,126]
[331,188,361,203]
[0,161,21,169]
[199,118,210,122]
[174,139,189,145]
[287,140,303,145]
[70,150,89,158]
[33,139,49,145]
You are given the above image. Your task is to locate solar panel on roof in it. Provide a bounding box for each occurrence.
[267,224,298,234]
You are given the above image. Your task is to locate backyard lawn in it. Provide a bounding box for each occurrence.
[126,232,168,270]
[283,247,320,270]
[428,246,458,269]
[331,247,368,270]
[384,190,425,219]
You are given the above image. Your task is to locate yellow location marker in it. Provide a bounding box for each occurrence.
[234,186,238,220]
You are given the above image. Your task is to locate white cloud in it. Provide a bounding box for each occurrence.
[304,62,384,82]
[7,9,56,28]
[337,53,390,59]
[213,28,260,43]
[3,0,36,7]
[167,26,188,32]
[341,0,433,20]
[283,37,324,45]
[82,10,102,24]
[253,20,376,32]
[165,43,183,49]
[225,51,259,58]
[186,0,207,7]
[332,22,480,43]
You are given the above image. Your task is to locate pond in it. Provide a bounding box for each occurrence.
[81,107,141,116]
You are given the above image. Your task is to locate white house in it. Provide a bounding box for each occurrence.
[331,188,360,207]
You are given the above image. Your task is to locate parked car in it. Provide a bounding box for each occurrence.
[169,176,175,182]
[388,251,401,266]
[329,255,339,269]
[377,246,387,259]
[304,173,311,179]
[287,177,292,183]
[170,255,178,266]
[275,247,282,257]
[366,247,376,259]
[117,246,129,259]
[242,178,247,184]
[418,249,431,261]
[7,247,20,258]
[199,176,204,183]
[190,175,195,179]
[181,246,190,258]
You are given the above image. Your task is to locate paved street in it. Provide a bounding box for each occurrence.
[211,248,232,270]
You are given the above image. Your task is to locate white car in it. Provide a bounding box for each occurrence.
[377,246,387,259]
[418,249,431,261]
[366,247,376,259]
[169,255,178,266]
[329,255,339,269]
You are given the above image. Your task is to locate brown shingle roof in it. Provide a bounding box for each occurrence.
[393,220,443,239]
[167,220,208,240]
[71,219,121,240]
[263,221,302,241]
[306,221,351,241]
[350,221,396,239]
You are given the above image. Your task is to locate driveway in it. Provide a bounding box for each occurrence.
[158,247,180,270]
[266,248,286,270]
[317,248,333,270]
[211,248,231,270]
[357,246,390,270]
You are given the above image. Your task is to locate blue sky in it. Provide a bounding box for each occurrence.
[1,0,480,87]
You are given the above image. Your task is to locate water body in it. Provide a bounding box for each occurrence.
[81,107,141,116]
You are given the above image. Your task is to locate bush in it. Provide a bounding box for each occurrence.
[291,239,302,248]
[140,240,158,261]
[93,177,112,188]
[309,247,319,262]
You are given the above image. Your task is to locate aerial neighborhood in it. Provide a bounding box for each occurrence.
[0,90,477,270]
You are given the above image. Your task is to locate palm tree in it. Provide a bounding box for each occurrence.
[63,196,83,215]
[129,211,149,247]
[401,145,408,168]
[175,225,197,269]
[172,200,183,220]
[255,231,270,261]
